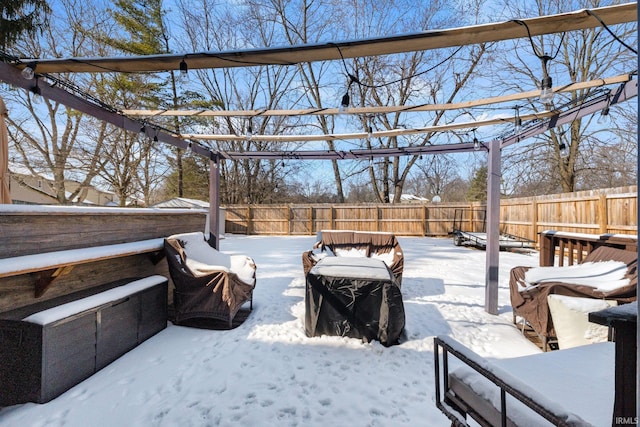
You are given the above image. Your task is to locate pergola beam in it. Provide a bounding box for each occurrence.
[182,111,554,142]
[0,62,191,155]
[13,3,636,74]
[122,74,632,118]
[501,78,638,148]
[218,141,477,161]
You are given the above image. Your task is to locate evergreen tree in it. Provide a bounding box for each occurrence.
[0,0,50,49]
[466,166,488,202]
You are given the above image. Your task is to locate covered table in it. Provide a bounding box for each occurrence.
[305,257,405,346]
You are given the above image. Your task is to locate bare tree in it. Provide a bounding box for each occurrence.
[496,0,637,194]
[328,0,489,203]
[263,0,348,201]
[407,154,462,200]
[177,0,302,204]
[4,0,105,204]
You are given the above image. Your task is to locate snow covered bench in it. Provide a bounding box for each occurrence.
[0,238,166,298]
[0,275,168,406]
[434,335,615,426]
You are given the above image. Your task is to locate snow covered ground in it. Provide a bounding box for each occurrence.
[0,235,546,427]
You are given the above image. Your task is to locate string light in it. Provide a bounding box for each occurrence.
[539,68,554,107]
[21,62,36,80]
[339,92,350,113]
[472,129,482,151]
[30,78,42,104]
[514,106,522,134]
[558,142,569,157]
[597,91,611,125]
[585,10,637,54]
[338,74,358,113]
[597,105,610,125]
[514,20,564,108]
[179,59,189,82]
[246,119,253,140]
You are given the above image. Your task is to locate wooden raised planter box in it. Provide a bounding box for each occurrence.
[0,276,168,406]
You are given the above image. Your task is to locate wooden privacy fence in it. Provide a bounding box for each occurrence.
[223,186,637,245]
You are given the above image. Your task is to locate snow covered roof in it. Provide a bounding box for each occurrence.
[151,197,210,209]
[389,193,429,202]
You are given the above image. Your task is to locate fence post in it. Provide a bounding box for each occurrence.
[422,205,427,236]
[308,206,313,235]
[330,206,335,229]
[246,206,252,235]
[531,199,538,243]
[598,194,608,234]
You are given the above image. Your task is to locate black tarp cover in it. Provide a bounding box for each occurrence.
[305,257,405,346]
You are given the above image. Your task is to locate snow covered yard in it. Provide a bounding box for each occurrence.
[0,235,543,427]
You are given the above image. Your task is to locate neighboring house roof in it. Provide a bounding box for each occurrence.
[389,193,429,202]
[8,162,119,206]
[8,162,50,179]
[151,197,209,209]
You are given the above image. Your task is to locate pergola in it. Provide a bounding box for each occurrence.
[0,2,636,315]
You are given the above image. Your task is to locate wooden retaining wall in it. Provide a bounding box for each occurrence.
[224,186,638,243]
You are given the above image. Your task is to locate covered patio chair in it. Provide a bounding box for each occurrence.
[164,232,256,328]
[509,245,637,350]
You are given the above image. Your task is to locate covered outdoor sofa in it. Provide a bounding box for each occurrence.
[164,232,256,328]
[302,230,405,346]
[509,245,637,350]
[302,230,404,284]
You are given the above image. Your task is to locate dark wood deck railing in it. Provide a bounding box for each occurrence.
[538,230,638,267]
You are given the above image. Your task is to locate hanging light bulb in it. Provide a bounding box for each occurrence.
[558,142,569,157]
[597,106,610,125]
[21,63,36,80]
[514,106,522,134]
[246,120,253,141]
[30,79,42,104]
[339,92,350,113]
[539,75,554,107]
[472,129,481,151]
[367,125,373,140]
[179,59,189,82]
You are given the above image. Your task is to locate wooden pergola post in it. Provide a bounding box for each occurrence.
[208,154,220,249]
[485,138,501,315]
